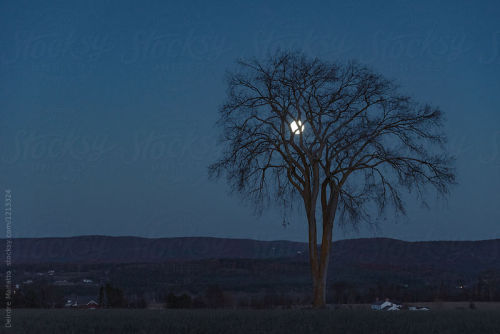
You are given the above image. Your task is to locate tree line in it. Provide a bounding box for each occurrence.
[3,271,498,309]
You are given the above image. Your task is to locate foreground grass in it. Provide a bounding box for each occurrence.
[4,309,500,334]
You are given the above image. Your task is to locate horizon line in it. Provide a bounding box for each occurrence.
[2,234,499,243]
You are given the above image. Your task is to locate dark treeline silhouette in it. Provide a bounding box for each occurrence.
[2,239,498,309]
[1,282,146,309]
[5,282,64,308]
[99,283,127,308]
[165,285,224,309]
[2,272,499,310]
[164,285,299,309]
[329,275,500,304]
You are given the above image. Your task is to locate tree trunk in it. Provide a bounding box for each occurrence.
[306,203,321,307]
[309,190,338,309]
[307,222,332,309]
[312,264,328,308]
[311,231,332,308]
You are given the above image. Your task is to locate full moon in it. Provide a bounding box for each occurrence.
[290,120,305,134]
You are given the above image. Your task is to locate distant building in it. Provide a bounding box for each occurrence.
[65,295,99,309]
[386,304,401,311]
[371,299,401,311]
[82,279,93,283]
[371,299,391,310]
[409,306,430,311]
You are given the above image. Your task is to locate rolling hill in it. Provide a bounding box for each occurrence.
[2,236,499,278]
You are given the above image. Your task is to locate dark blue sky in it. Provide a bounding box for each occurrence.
[1,0,499,241]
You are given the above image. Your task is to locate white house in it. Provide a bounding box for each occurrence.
[371,299,402,311]
[386,304,401,311]
[371,299,391,310]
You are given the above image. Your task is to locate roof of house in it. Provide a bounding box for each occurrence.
[372,299,403,306]
[66,295,99,305]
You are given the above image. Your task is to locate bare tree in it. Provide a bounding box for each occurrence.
[209,51,455,308]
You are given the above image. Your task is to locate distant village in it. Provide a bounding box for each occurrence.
[2,263,498,310]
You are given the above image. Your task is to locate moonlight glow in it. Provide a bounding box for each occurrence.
[290,120,305,134]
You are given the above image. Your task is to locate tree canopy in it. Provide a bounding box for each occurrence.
[210,51,455,307]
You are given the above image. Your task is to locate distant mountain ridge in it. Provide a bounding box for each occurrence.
[2,236,307,264]
[1,236,499,278]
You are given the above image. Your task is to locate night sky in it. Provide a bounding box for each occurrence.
[1,0,499,241]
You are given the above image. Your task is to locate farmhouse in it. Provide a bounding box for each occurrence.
[65,296,99,309]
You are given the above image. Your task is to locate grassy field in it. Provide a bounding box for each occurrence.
[3,309,500,334]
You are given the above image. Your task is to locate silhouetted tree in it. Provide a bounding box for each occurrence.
[166,292,192,309]
[128,293,148,308]
[210,51,455,308]
[192,295,207,308]
[102,283,126,308]
[13,283,63,308]
[205,285,224,308]
[98,286,105,307]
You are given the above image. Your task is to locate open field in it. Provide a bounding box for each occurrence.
[3,309,500,334]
